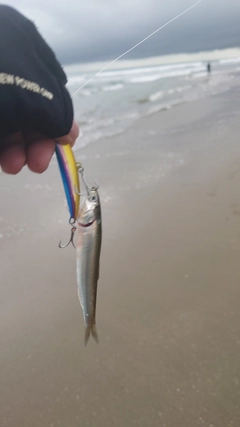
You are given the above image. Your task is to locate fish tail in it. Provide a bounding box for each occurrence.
[84,324,99,346]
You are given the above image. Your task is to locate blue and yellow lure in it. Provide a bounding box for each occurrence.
[55,143,80,223]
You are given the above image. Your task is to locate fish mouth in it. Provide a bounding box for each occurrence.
[78,219,96,228]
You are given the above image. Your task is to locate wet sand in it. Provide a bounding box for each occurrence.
[1,86,240,426]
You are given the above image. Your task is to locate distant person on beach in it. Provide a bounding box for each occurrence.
[207,62,211,74]
[0,5,78,175]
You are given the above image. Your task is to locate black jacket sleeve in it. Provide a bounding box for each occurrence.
[0,5,73,141]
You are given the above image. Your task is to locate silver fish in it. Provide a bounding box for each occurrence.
[76,186,102,345]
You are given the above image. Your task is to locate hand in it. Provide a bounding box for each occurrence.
[0,6,78,175]
[0,120,79,174]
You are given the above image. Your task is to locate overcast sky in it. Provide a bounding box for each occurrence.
[1,0,240,64]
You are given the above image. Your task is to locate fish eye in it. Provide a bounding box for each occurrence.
[89,195,97,202]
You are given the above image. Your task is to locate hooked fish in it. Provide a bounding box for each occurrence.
[76,185,102,345]
[56,153,102,344]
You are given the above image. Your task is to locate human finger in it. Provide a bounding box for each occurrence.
[27,138,55,173]
[57,120,79,147]
[0,135,26,174]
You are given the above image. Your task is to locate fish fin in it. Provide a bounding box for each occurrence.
[91,324,99,344]
[84,325,99,346]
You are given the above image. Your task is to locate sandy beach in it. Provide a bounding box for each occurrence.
[1,84,240,427]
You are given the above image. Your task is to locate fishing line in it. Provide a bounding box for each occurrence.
[72,0,203,96]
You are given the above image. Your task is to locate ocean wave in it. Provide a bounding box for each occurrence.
[71,57,240,152]
[81,89,92,96]
[149,91,164,102]
[102,83,124,91]
[144,86,190,103]
[131,74,165,83]
[67,75,86,85]
[75,126,124,150]
[130,67,205,83]
[97,61,204,78]
[147,98,187,117]
[75,110,141,150]
[147,103,171,115]
[219,57,240,65]
[67,62,206,89]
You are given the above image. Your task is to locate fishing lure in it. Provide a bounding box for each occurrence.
[55,143,80,223]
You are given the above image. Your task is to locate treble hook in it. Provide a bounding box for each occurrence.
[58,226,76,249]
[77,163,90,195]
[74,185,85,197]
[76,162,99,194]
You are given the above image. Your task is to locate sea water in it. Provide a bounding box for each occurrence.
[66,48,240,150]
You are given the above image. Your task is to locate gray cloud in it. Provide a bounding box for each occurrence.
[1,0,240,64]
